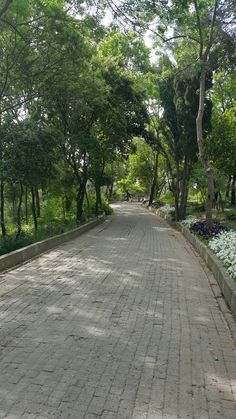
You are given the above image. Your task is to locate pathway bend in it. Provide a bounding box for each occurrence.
[0,203,235,419]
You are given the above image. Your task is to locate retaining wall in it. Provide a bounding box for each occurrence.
[0,215,105,273]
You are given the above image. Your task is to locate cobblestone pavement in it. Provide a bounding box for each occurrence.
[0,203,236,419]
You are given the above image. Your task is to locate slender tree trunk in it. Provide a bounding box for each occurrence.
[85,188,90,210]
[226,175,231,199]
[105,186,108,198]
[31,187,37,230]
[149,149,159,207]
[76,182,86,223]
[231,174,236,207]
[76,167,87,223]
[196,66,214,222]
[95,182,102,216]
[12,185,16,219]
[16,182,23,237]
[25,186,28,224]
[65,195,72,212]
[0,180,6,236]
[35,188,40,218]
[108,183,113,200]
[179,157,191,220]
[174,162,180,221]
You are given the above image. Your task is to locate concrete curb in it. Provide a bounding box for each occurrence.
[0,215,105,273]
[148,206,236,316]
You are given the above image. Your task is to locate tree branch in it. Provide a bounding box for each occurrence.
[1,18,30,43]
[193,0,204,58]
[0,0,12,19]
[204,0,218,60]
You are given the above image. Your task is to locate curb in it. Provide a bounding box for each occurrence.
[0,215,105,273]
[148,206,236,316]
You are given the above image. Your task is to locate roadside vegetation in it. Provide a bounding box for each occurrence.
[0,1,235,260]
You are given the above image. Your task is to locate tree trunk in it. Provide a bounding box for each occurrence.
[65,195,72,212]
[12,184,16,219]
[179,157,191,220]
[226,175,231,199]
[35,188,40,218]
[174,162,180,221]
[108,183,113,200]
[76,167,87,223]
[85,188,90,210]
[196,66,214,221]
[16,182,23,237]
[149,149,159,207]
[231,174,236,207]
[31,187,37,230]
[0,180,6,236]
[25,186,28,224]
[76,183,86,223]
[95,182,102,216]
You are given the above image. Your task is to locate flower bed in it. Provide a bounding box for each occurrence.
[159,204,175,215]
[190,220,228,240]
[209,231,236,280]
[180,215,199,229]
[181,218,236,281]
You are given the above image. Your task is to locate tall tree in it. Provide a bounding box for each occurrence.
[101,0,236,220]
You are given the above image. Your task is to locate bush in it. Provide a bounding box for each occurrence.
[190,220,228,240]
[0,233,34,256]
[101,198,113,215]
[209,230,236,280]
[180,215,199,229]
[82,194,113,219]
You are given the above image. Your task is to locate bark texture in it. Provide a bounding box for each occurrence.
[196,67,214,221]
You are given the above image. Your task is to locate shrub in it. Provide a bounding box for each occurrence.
[159,204,175,217]
[101,197,113,215]
[180,215,199,229]
[209,230,236,280]
[190,220,228,240]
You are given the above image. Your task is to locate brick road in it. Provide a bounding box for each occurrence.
[0,203,236,419]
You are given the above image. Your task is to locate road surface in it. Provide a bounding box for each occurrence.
[0,203,235,419]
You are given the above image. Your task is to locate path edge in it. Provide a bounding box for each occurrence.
[0,215,106,273]
[148,206,236,316]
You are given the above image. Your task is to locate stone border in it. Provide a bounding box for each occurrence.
[0,215,105,273]
[148,206,236,315]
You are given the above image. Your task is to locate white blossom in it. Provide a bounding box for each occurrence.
[209,231,236,280]
[180,216,199,229]
[159,204,175,215]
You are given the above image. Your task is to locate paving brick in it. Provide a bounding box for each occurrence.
[0,203,235,418]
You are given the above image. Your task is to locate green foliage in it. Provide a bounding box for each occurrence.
[127,138,154,193]
[0,0,235,251]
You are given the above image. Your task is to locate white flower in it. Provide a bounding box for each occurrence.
[159,204,175,215]
[180,216,199,229]
[209,230,236,280]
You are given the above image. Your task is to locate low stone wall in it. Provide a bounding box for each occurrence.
[0,215,105,273]
[149,206,236,315]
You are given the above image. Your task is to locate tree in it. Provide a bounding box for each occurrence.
[101,0,236,220]
[209,109,236,206]
[127,137,155,194]
[2,115,57,233]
